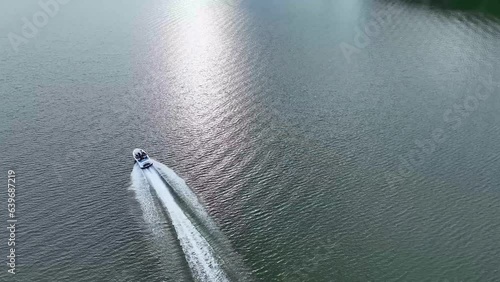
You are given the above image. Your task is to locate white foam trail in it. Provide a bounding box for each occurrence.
[130,165,167,238]
[140,167,229,282]
[153,161,220,232]
[151,161,253,282]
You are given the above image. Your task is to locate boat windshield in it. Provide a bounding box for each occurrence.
[136,152,148,160]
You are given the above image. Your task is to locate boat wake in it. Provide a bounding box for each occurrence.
[130,161,229,282]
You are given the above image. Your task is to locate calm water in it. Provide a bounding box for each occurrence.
[1,0,500,281]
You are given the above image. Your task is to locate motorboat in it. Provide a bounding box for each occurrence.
[133,148,153,169]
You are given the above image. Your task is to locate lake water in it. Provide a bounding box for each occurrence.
[1,0,500,281]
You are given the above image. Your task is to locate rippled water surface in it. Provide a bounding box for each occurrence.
[1,0,500,281]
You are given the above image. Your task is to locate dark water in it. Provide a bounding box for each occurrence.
[1,0,500,281]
